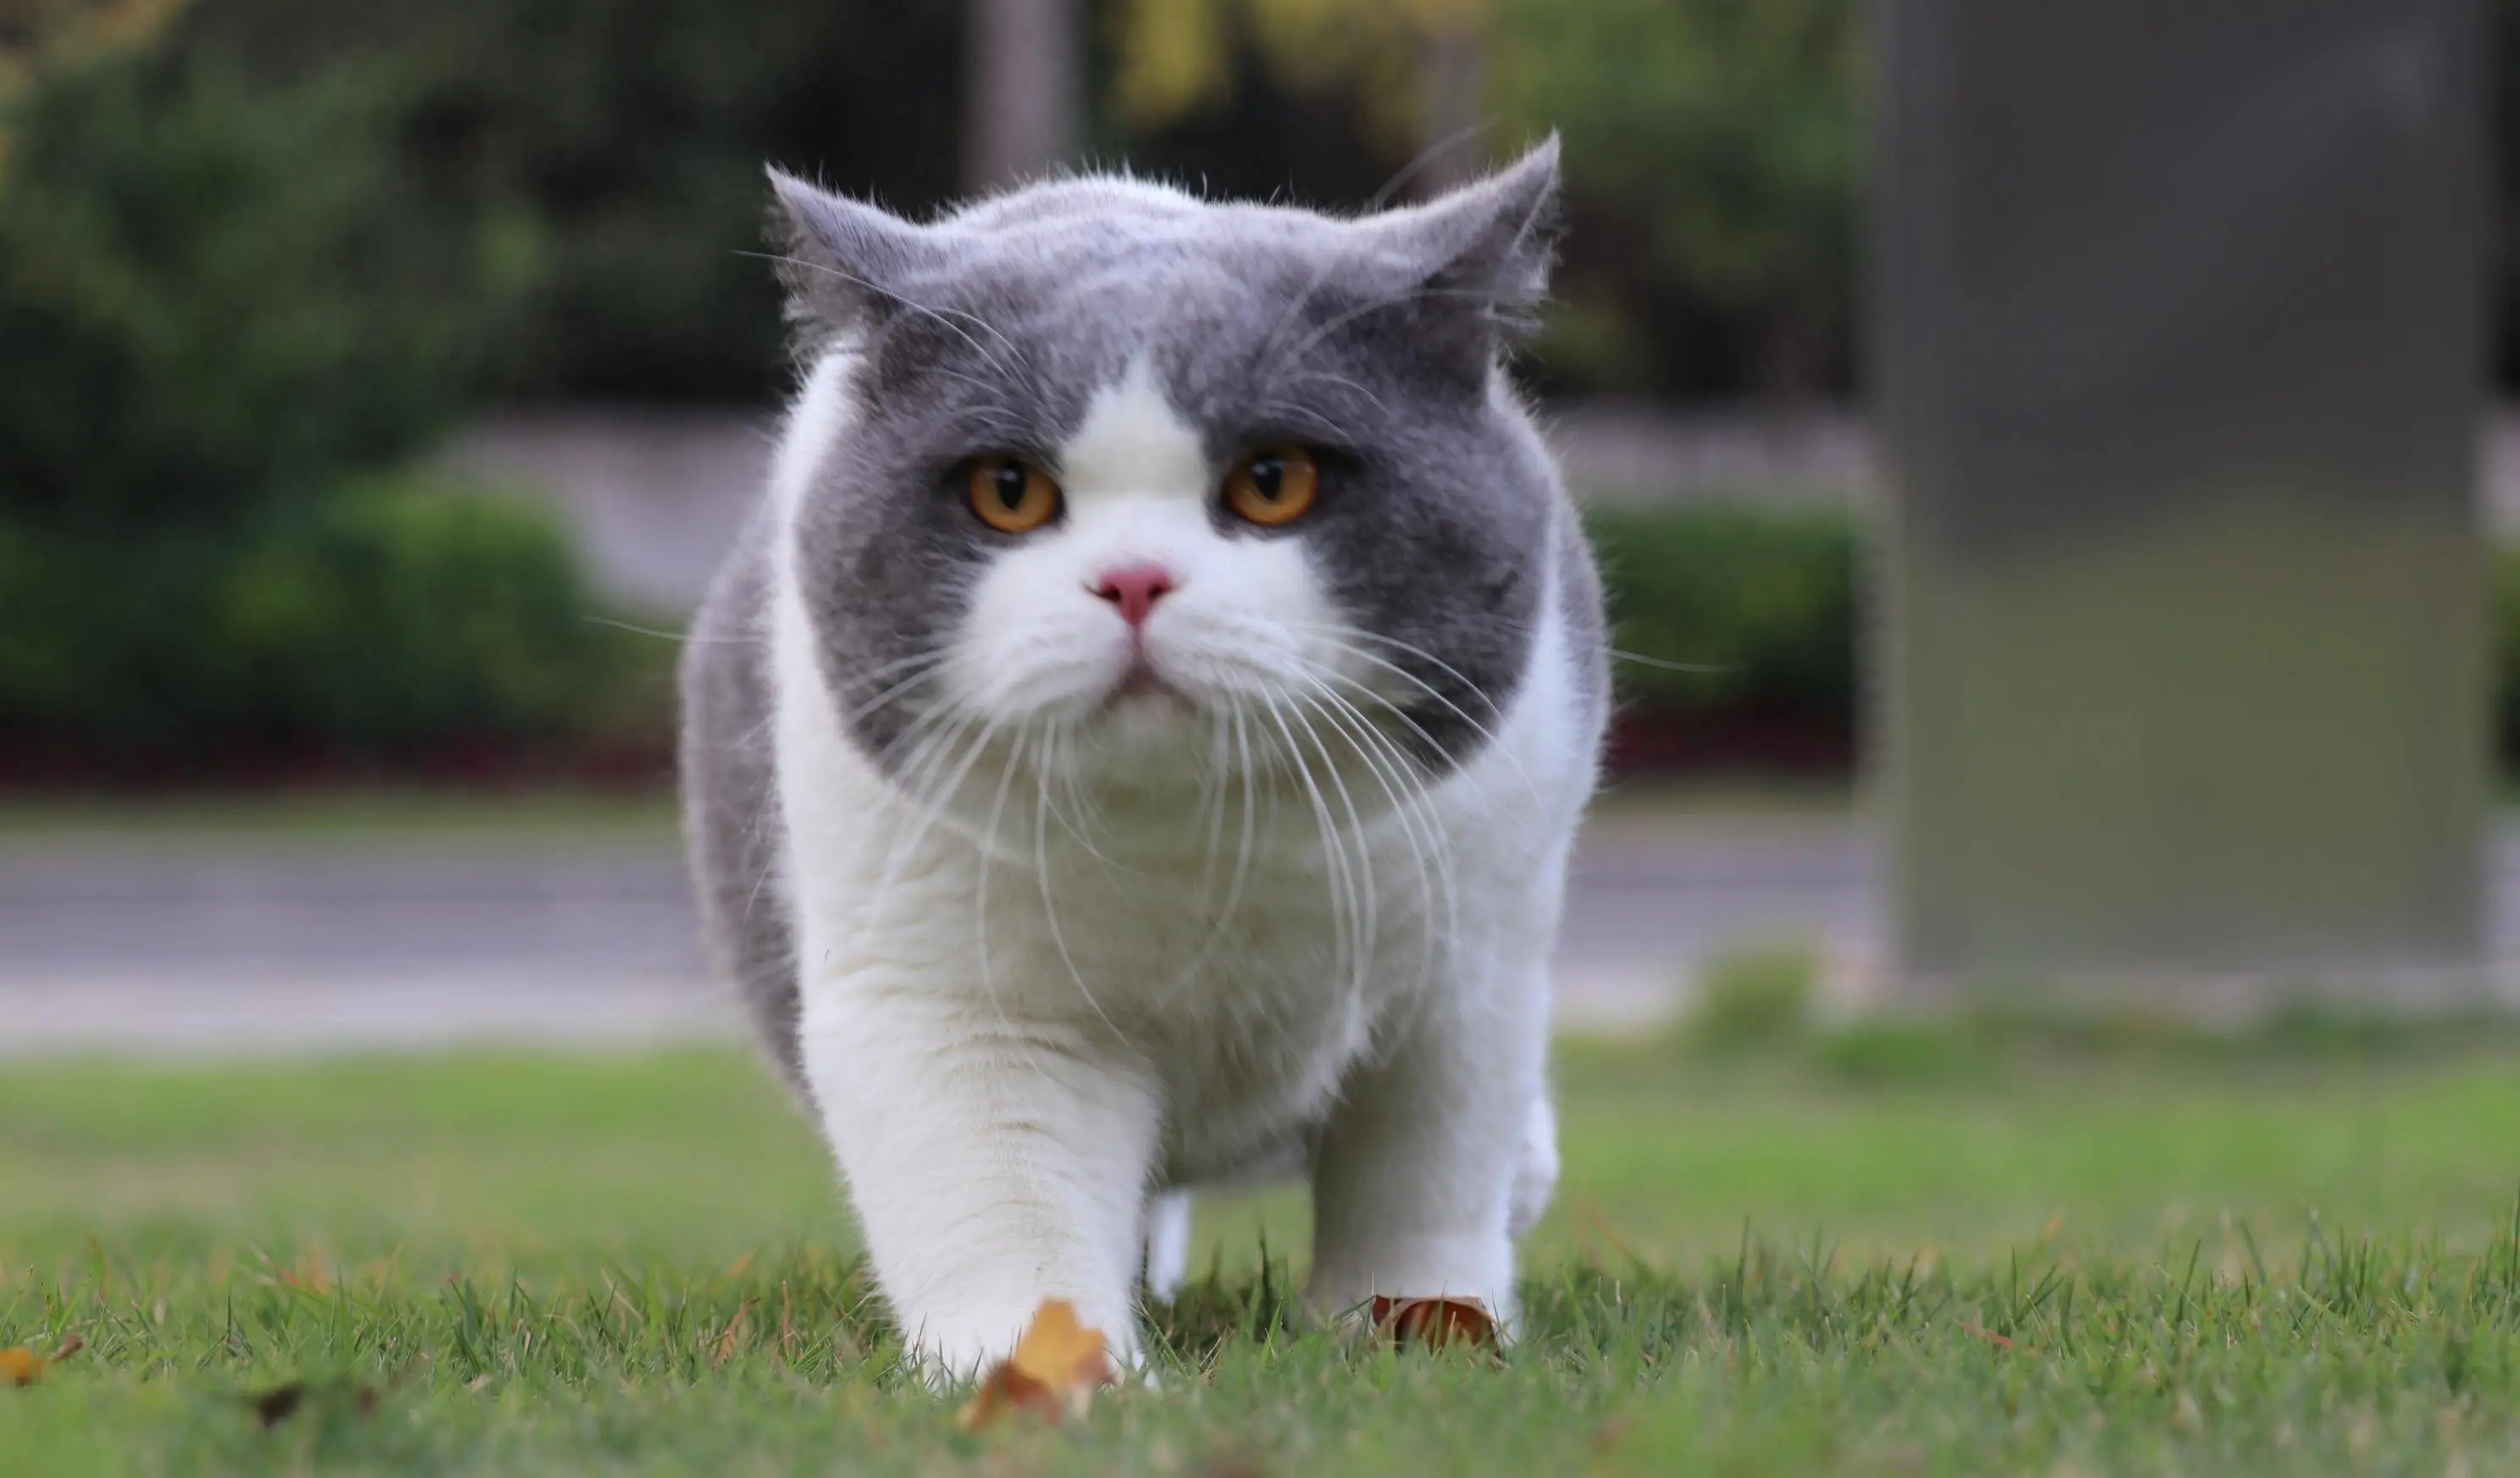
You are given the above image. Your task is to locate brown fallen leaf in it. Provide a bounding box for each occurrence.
[955,1299,1115,1431]
[710,1300,754,1368]
[249,1379,382,1428]
[250,1383,306,1427]
[0,1348,46,1387]
[1198,1450,1268,1478]
[1370,1294,1500,1353]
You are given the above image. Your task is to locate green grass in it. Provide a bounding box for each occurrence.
[10,1040,2520,1473]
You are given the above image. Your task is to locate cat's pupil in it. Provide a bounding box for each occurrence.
[1249,458,1284,501]
[991,465,1025,509]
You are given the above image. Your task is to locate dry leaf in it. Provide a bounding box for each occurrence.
[249,1379,381,1428]
[955,1299,1115,1431]
[251,1383,307,1427]
[710,1300,754,1368]
[0,1348,46,1387]
[1198,1451,1268,1478]
[1370,1295,1500,1352]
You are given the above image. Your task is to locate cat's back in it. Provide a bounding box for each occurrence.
[678,502,804,1090]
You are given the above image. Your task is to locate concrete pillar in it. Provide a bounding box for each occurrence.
[963,0,1085,194]
[1873,0,2490,1009]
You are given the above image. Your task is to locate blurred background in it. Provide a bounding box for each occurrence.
[0,0,2510,1051]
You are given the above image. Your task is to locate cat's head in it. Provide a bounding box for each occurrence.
[770,142,1566,800]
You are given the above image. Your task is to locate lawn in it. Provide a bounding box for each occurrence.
[7,1034,2520,1474]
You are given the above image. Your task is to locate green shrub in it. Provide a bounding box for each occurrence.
[1588,509,2520,780]
[214,479,616,754]
[0,51,528,534]
[1681,945,1819,1051]
[1808,1018,2006,1087]
[180,0,966,401]
[0,520,219,753]
[1585,504,1860,725]
[1498,0,1859,398]
[0,46,595,771]
[0,479,623,764]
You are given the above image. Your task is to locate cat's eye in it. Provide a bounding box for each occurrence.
[1223,446,1320,528]
[966,456,1062,534]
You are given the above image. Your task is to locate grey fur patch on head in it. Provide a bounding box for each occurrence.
[766,140,1571,772]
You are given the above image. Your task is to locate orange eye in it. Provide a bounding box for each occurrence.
[1223,446,1320,527]
[967,456,1061,534]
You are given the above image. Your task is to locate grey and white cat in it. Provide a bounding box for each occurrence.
[679,138,1607,1379]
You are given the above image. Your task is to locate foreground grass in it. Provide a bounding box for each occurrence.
[8,1040,2520,1473]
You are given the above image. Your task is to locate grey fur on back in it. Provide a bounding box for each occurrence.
[678,505,806,1093]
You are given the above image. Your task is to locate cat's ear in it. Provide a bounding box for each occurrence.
[765,169,940,338]
[1364,135,1563,323]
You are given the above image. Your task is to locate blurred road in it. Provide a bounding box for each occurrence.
[0,814,1874,1054]
[15,813,2518,1056]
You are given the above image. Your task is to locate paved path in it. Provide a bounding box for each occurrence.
[14,815,2520,1056]
[0,817,1874,1055]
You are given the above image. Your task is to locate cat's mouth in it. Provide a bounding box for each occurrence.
[1108,658,1183,706]
[1095,654,1200,721]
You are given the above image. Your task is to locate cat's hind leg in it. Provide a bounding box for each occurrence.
[1507,1093,1559,1238]
[1141,1190,1193,1300]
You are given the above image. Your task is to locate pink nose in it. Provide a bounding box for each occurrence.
[1092,563,1175,628]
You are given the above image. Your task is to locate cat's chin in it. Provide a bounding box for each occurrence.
[1031,676,1218,787]
[1091,679,1200,737]
[1111,665,1179,704]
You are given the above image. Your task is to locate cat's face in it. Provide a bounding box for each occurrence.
[771,145,1564,798]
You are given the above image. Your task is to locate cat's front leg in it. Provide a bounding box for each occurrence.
[800,988,1159,1382]
[1305,968,1550,1332]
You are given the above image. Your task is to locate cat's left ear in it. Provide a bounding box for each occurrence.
[765,168,942,343]
[1364,135,1563,323]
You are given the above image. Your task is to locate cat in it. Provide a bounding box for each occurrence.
[678,137,1607,1381]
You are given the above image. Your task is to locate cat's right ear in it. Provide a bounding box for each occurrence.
[765,169,939,337]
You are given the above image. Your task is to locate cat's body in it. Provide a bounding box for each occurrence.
[681,142,1606,1377]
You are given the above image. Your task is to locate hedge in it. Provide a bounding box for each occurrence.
[1588,505,2520,776]
[0,49,631,782]
[0,477,648,779]
[1586,505,1859,772]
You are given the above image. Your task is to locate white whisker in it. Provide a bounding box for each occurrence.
[1030,725,1125,1041]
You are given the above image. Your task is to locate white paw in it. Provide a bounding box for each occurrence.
[1307,1229,1519,1336]
[1141,1191,1194,1301]
[897,1290,1141,1392]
